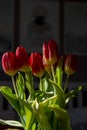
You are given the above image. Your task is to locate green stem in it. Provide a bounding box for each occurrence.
[51,65,56,82]
[51,65,56,95]
[58,67,63,87]
[11,76,18,96]
[40,78,43,92]
[64,74,69,93]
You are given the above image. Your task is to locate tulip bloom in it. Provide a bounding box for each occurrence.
[43,39,58,65]
[15,46,30,72]
[2,52,18,76]
[29,52,44,77]
[64,54,78,75]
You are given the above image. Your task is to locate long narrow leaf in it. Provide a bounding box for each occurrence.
[65,86,83,104]
[0,86,25,127]
[0,119,23,127]
[49,104,72,130]
[32,99,52,130]
[49,79,65,108]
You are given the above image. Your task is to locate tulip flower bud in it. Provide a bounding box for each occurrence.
[64,54,78,75]
[29,52,44,77]
[2,52,18,76]
[15,46,30,72]
[43,39,58,65]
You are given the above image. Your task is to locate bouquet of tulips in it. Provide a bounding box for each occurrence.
[0,39,82,130]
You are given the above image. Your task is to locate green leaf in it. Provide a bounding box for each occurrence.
[56,56,64,87]
[0,86,25,127]
[42,95,58,106]
[41,75,54,93]
[20,99,36,130]
[25,106,35,130]
[65,86,83,104]
[32,99,52,130]
[0,119,23,127]
[34,90,46,101]
[49,79,64,94]
[49,104,68,119]
[49,104,72,130]
[26,80,33,97]
[16,72,25,100]
[25,72,34,99]
[49,79,65,108]
[25,71,34,89]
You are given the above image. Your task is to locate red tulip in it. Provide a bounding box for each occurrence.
[43,39,58,65]
[2,52,18,76]
[64,54,78,75]
[29,52,44,77]
[15,46,30,72]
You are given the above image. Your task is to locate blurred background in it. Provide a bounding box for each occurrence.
[0,0,87,129]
